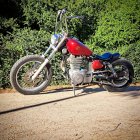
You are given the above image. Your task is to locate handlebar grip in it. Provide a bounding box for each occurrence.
[57,8,67,21]
[57,10,61,15]
[61,8,66,14]
[57,8,66,15]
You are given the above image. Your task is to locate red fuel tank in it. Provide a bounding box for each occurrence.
[66,38,92,56]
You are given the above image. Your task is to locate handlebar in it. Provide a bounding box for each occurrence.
[67,16,84,20]
[57,8,66,14]
[57,9,83,21]
[57,8,67,21]
[55,9,84,34]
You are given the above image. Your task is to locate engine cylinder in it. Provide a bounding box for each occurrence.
[69,55,83,70]
[68,55,85,85]
[68,55,93,85]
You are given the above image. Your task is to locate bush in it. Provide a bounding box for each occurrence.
[89,0,140,49]
[0,47,20,88]
[121,41,140,82]
[0,28,68,88]
[0,0,140,88]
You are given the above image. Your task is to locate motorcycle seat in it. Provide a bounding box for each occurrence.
[96,52,120,61]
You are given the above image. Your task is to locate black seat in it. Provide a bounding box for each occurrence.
[96,52,120,61]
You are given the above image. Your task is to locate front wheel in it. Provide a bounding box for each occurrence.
[10,55,52,95]
[103,59,134,92]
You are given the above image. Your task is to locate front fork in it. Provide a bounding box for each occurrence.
[31,34,67,81]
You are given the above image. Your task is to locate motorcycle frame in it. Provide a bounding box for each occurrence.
[32,9,82,81]
[32,33,68,81]
[31,8,117,84]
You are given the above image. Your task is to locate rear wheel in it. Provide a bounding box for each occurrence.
[103,59,134,92]
[10,55,52,95]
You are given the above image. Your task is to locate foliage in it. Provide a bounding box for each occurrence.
[90,0,140,49]
[0,0,140,88]
[119,41,140,81]
[6,28,50,54]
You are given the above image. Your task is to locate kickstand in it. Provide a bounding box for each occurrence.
[72,84,76,96]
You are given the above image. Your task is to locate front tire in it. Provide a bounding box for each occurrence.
[10,55,52,95]
[103,59,134,92]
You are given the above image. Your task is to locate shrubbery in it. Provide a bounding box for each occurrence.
[0,0,140,88]
[121,41,140,81]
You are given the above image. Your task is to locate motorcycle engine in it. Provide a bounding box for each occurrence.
[68,55,87,85]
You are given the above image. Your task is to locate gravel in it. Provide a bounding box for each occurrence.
[0,85,140,140]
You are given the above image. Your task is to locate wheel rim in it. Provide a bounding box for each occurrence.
[16,61,48,89]
[111,65,129,87]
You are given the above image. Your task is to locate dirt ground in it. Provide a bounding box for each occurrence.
[0,85,140,140]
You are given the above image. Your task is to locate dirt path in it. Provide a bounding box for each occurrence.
[0,85,140,140]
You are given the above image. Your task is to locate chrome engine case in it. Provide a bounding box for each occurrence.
[68,55,92,85]
[69,69,85,85]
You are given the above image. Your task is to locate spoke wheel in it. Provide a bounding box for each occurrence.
[111,65,129,87]
[103,59,134,92]
[10,55,52,95]
[16,61,48,89]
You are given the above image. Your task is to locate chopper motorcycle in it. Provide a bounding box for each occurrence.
[10,9,134,95]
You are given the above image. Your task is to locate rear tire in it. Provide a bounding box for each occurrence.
[103,58,134,92]
[10,55,52,95]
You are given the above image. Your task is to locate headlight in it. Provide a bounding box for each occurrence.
[51,34,61,45]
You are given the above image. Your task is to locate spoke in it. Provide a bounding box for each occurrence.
[112,64,129,87]
[118,76,129,80]
[16,61,48,89]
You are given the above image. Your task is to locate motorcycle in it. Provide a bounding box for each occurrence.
[10,9,134,95]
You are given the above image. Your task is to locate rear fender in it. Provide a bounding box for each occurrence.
[110,53,120,62]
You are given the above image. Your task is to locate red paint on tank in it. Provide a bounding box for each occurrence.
[66,38,92,56]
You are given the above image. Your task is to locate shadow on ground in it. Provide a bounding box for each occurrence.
[44,85,104,95]
[0,86,139,115]
[117,86,140,98]
[45,85,140,98]
[0,87,103,115]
